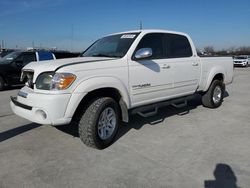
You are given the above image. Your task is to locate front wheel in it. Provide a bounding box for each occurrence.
[202,80,225,108]
[78,97,120,149]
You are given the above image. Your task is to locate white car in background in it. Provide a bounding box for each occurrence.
[233,56,249,67]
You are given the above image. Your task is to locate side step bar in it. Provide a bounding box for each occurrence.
[171,100,187,108]
[130,95,195,118]
[137,107,158,118]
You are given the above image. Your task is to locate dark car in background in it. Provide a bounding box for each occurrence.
[0,49,16,59]
[0,50,57,90]
[0,49,80,91]
[53,51,80,59]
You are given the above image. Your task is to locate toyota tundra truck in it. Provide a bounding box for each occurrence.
[10,29,234,149]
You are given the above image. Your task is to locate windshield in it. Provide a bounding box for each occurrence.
[82,33,139,58]
[0,51,22,65]
[234,56,247,59]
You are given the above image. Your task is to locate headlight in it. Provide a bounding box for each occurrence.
[51,73,76,90]
[36,72,76,90]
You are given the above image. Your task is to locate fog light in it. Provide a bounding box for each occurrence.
[36,110,47,120]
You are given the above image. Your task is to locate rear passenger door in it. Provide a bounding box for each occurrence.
[165,34,201,96]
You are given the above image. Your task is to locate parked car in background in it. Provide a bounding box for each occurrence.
[52,51,80,59]
[0,49,80,91]
[0,49,16,59]
[0,50,56,91]
[233,56,249,67]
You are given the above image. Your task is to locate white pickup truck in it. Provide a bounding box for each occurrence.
[10,29,233,149]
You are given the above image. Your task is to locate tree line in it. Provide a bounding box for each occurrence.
[198,46,250,56]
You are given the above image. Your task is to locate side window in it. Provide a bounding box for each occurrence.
[135,33,164,59]
[165,34,193,58]
[22,53,36,65]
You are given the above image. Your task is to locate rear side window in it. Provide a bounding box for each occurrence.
[135,33,164,59]
[165,34,192,58]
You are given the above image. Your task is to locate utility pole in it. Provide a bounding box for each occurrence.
[71,24,74,52]
[2,40,4,49]
[0,40,3,51]
[140,21,143,30]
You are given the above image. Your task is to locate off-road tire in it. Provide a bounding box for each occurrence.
[202,80,225,108]
[78,97,120,149]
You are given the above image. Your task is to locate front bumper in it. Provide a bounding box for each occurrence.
[10,86,73,125]
[234,62,247,67]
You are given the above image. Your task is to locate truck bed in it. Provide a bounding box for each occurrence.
[197,56,234,91]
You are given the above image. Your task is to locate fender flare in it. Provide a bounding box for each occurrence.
[204,66,225,91]
[73,76,130,107]
[66,76,131,122]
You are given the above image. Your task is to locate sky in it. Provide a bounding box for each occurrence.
[0,0,250,52]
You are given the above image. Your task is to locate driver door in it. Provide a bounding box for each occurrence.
[128,33,174,107]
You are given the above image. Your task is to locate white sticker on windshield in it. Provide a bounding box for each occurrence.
[121,34,136,39]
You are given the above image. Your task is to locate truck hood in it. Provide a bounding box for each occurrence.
[22,56,117,80]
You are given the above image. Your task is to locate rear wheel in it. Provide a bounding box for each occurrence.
[0,76,5,91]
[202,80,225,108]
[78,97,120,149]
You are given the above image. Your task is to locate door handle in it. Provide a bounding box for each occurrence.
[192,62,199,66]
[162,65,171,69]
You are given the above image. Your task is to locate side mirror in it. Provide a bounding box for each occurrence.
[134,48,152,60]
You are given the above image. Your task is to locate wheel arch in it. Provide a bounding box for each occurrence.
[69,76,131,123]
[72,87,129,123]
[212,73,224,82]
[204,67,225,92]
